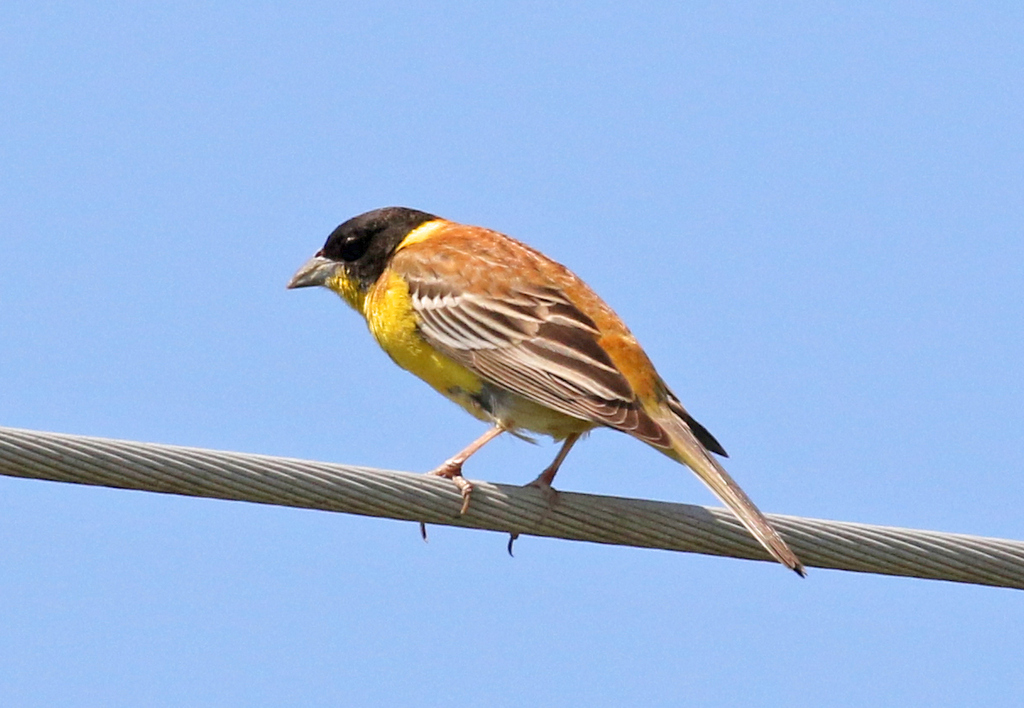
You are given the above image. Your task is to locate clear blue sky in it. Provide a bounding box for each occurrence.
[2,2,1022,705]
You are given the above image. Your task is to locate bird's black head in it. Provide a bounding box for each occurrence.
[288,207,440,301]
[321,207,439,290]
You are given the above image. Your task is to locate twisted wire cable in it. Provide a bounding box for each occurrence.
[1,426,1021,589]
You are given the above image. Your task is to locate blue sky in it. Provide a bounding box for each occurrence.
[2,2,1022,705]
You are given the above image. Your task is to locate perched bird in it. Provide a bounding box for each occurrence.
[288,207,804,575]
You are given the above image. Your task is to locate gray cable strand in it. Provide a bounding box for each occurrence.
[1,425,1021,589]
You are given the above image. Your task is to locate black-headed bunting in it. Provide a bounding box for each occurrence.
[288,207,804,575]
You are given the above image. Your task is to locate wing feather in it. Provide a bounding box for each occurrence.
[404,266,668,444]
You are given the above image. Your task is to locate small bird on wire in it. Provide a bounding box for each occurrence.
[288,207,804,575]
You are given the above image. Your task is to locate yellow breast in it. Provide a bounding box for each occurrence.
[363,269,488,418]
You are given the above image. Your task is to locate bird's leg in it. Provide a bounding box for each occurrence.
[427,424,506,514]
[421,425,506,541]
[509,433,583,555]
[526,432,581,497]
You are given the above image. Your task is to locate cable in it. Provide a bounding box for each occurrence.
[1,426,1021,588]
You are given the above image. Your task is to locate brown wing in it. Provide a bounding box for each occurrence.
[392,228,670,445]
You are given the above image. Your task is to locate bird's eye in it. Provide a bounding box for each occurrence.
[339,235,370,262]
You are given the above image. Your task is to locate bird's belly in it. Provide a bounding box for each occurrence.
[479,384,596,439]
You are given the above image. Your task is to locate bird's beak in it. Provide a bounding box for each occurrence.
[287,254,338,289]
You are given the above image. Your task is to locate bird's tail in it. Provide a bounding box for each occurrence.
[651,410,805,576]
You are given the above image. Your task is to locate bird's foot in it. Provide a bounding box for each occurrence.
[427,460,475,515]
[507,467,563,555]
[419,459,479,542]
[525,468,561,508]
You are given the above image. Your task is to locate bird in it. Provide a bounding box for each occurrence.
[288,206,805,575]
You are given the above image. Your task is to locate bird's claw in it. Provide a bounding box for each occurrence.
[507,532,519,556]
[526,476,561,508]
[427,462,475,515]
